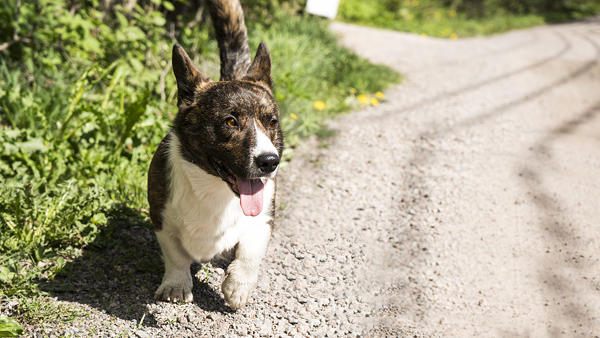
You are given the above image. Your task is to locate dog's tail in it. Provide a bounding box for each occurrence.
[206,0,251,81]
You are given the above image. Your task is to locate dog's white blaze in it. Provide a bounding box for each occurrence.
[156,132,274,307]
[251,121,277,157]
[250,121,278,177]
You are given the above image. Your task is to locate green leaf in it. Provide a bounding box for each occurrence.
[82,37,101,53]
[56,258,66,269]
[125,26,146,40]
[0,316,23,337]
[0,267,16,284]
[14,138,47,154]
[115,11,129,29]
[91,213,106,225]
[129,58,144,73]
[153,15,166,27]
[163,1,175,11]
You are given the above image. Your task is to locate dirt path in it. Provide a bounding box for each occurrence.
[314,19,600,337]
[18,18,600,338]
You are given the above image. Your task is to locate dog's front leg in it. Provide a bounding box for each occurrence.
[155,230,194,303]
[222,223,271,310]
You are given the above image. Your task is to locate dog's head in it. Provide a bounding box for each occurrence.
[170,43,283,217]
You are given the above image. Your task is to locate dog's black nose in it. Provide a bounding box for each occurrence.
[256,154,280,174]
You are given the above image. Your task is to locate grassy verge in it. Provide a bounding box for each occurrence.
[0,0,400,325]
[338,0,600,39]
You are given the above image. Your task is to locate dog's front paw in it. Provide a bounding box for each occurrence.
[221,271,256,310]
[155,273,193,303]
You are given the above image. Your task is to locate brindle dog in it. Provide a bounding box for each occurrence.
[147,0,283,310]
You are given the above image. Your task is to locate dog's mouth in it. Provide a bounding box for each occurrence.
[212,158,265,217]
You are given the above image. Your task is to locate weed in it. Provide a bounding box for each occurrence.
[197,262,213,285]
[12,296,87,325]
[136,312,146,329]
[166,315,177,325]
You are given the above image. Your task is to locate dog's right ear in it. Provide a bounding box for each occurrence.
[172,44,211,105]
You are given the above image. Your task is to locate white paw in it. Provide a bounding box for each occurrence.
[221,270,256,310]
[155,272,193,303]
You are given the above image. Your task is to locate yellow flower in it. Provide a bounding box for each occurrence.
[370,98,379,106]
[449,10,456,17]
[314,101,326,110]
[376,91,384,98]
[407,13,414,20]
[487,24,494,30]
[290,113,298,120]
[450,33,458,40]
[412,0,419,7]
[421,33,428,37]
[440,28,452,37]
[403,0,410,5]
[357,95,368,104]
[434,12,441,19]
[350,88,357,94]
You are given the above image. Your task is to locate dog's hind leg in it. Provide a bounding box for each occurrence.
[154,230,194,303]
[221,223,271,310]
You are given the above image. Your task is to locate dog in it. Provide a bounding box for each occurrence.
[147,0,283,310]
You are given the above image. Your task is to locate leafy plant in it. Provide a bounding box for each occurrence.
[0,316,23,338]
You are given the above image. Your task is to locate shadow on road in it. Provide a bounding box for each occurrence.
[47,205,233,328]
[518,100,600,337]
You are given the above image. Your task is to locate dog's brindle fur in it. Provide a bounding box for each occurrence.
[148,0,283,309]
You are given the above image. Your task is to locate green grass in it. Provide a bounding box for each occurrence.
[251,13,400,145]
[337,0,600,39]
[12,296,86,324]
[0,0,400,326]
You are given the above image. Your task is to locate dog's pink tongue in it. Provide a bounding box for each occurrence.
[237,178,264,217]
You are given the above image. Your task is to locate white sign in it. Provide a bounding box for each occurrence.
[306,0,340,19]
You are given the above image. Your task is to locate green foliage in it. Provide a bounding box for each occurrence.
[0,316,24,337]
[437,0,600,19]
[0,0,400,310]
[12,296,86,324]
[338,0,600,38]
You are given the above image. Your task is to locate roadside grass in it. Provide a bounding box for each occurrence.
[12,296,87,324]
[338,0,600,39]
[0,0,400,327]
[251,13,400,146]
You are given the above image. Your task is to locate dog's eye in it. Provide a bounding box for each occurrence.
[225,118,237,127]
[269,120,278,129]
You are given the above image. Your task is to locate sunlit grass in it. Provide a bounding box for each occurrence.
[337,0,599,38]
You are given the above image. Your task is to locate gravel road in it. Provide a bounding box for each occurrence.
[13,17,600,338]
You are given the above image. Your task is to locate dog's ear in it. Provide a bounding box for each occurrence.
[172,44,211,105]
[243,41,273,91]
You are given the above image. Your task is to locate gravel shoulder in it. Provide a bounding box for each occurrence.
[9,17,600,338]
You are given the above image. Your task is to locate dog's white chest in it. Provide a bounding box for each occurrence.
[160,136,274,261]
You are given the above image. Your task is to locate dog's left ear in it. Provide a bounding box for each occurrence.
[243,41,273,91]
[172,44,212,106]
